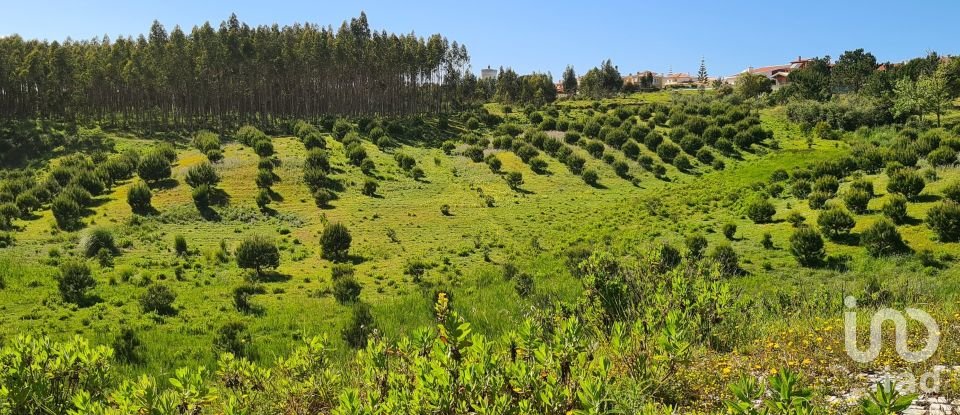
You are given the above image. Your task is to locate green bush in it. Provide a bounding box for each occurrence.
[236,125,267,145]
[791,179,812,199]
[787,211,806,227]
[213,321,253,359]
[709,244,739,276]
[174,234,188,256]
[684,234,707,259]
[722,223,737,240]
[927,146,957,167]
[790,226,825,267]
[746,196,776,224]
[861,219,906,257]
[514,273,535,298]
[485,154,502,172]
[345,142,367,166]
[506,171,523,189]
[185,162,220,188]
[112,327,142,364]
[81,228,117,258]
[235,235,280,276]
[233,284,266,313]
[529,157,548,174]
[320,222,352,261]
[621,140,640,159]
[362,179,378,196]
[333,275,362,304]
[566,155,586,174]
[842,188,872,214]
[137,151,171,183]
[252,139,274,157]
[881,194,909,224]
[255,188,271,210]
[342,302,376,349]
[126,180,152,213]
[807,191,831,210]
[927,201,960,242]
[51,195,83,230]
[57,260,95,304]
[582,169,599,186]
[192,184,211,209]
[812,176,839,195]
[192,130,220,153]
[887,170,925,200]
[656,142,681,162]
[673,154,692,171]
[942,180,960,203]
[817,207,855,239]
[306,149,331,172]
[140,283,176,315]
[255,168,274,188]
[313,188,336,207]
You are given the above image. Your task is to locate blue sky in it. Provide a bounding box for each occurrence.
[2,0,958,78]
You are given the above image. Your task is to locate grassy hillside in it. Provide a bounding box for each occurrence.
[3,92,960,412]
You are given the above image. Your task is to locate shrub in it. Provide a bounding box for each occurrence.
[613,160,630,178]
[761,232,774,249]
[485,154,502,172]
[441,140,456,154]
[185,162,219,188]
[770,169,789,182]
[927,201,960,242]
[345,143,367,166]
[582,169,599,186]
[673,154,692,171]
[252,139,274,157]
[850,179,874,196]
[174,234,188,256]
[685,233,708,259]
[942,180,960,203]
[842,188,872,214]
[320,222,352,261]
[255,168,274,188]
[790,226,825,267]
[566,155,586,174]
[362,179,378,196]
[506,171,523,189]
[51,195,82,230]
[722,223,737,240]
[887,170,925,200]
[817,207,856,239]
[342,302,376,349]
[214,321,253,358]
[63,184,93,206]
[791,179,812,199]
[644,131,663,150]
[656,243,682,270]
[656,142,681,162]
[112,327,142,364]
[440,204,451,216]
[529,157,548,174]
[57,260,95,304]
[313,189,336,207]
[256,188,271,210]
[709,244,739,276]
[235,235,280,276]
[746,196,776,223]
[236,125,267,145]
[306,149,331,172]
[807,191,831,210]
[140,284,176,315]
[812,176,839,195]
[410,167,425,180]
[80,228,117,258]
[192,184,211,209]
[333,275,362,304]
[861,219,906,257]
[127,180,152,213]
[621,140,640,159]
[927,146,957,167]
[137,151,171,183]
[787,211,806,227]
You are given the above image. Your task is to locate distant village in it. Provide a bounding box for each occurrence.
[479,56,817,93]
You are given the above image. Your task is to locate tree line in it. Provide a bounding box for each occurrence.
[0,13,475,131]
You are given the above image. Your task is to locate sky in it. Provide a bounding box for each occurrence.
[2,0,958,78]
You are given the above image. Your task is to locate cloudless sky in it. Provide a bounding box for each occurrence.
[2,0,958,78]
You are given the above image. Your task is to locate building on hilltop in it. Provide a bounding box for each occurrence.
[622,70,663,90]
[480,66,498,80]
[723,56,812,89]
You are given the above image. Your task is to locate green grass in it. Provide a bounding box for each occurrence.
[3,91,960,383]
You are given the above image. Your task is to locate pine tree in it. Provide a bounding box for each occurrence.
[697,57,708,93]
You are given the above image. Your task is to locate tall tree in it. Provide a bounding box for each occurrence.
[697,57,708,93]
[832,48,877,93]
[787,57,832,101]
[918,71,952,126]
[562,65,578,95]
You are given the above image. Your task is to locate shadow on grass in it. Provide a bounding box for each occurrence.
[913,194,941,203]
[149,178,179,191]
[254,270,292,283]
